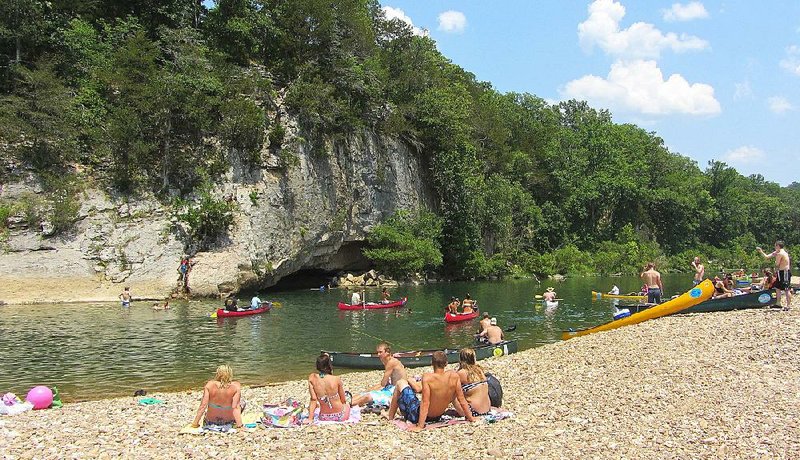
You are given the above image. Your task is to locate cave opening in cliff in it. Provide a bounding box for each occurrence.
[264,269,340,291]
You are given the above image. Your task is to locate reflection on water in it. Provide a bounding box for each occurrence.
[0,274,692,401]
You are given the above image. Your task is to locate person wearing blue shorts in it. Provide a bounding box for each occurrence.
[351,342,420,408]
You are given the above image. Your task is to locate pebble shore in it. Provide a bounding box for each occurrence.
[2,297,798,459]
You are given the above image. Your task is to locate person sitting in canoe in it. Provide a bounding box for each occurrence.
[249,294,263,310]
[608,285,620,295]
[306,353,351,423]
[713,279,735,299]
[478,318,504,345]
[451,348,491,418]
[446,297,460,314]
[462,294,475,313]
[386,351,475,431]
[542,287,557,302]
[351,342,420,409]
[224,295,238,312]
[191,364,243,431]
[380,287,391,304]
[350,290,363,306]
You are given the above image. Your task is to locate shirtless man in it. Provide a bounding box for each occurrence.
[119,287,132,307]
[386,351,475,432]
[640,262,664,304]
[691,257,705,286]
[478,312,491,334]
[542,287,556,302]
[758,241,793,309]
[351,342,419,408]
[478,318,504,345]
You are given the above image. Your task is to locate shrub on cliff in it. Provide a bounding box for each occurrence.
[172,183,237,250]
[363,210,443,278]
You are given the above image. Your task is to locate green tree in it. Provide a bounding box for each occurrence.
[362,210,443,278]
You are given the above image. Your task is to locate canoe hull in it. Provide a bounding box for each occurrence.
[564,280,715,339]
[591,291,647,301]
[444,308,480,323]
[325,340,518,370]
[622,289,778,315]
[337,297,408,310]
[215,305,271,318]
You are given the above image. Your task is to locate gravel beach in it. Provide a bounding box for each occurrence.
[2,297,798,460]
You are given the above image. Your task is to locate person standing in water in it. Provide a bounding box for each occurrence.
[691,257,705,286]
[758,241,793,309]
[640,262,664,304]
[119,287,132,307]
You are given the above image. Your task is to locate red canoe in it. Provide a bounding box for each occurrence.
[215,304,271,318]
[444,308,480,323]
[337,297,408,311]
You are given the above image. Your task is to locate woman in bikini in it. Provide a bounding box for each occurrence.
[452,348,491,417]
[191,364,243,429]
[306,353,351,423]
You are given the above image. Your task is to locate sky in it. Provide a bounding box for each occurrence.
[378,1,800,186]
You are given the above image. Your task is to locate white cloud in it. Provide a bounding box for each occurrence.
[767,96,793,114]
[382,6,426,36]
[733,81,752,101]
[437,10,467,33]
[723,146,765,164]
[662,2,709,22]
[578,0,709,59]
[561,59,721,115]
[780,45,800,76]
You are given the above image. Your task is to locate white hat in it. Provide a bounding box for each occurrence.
[490,317,497,325]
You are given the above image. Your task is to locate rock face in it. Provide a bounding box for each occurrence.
[0,130,435,303]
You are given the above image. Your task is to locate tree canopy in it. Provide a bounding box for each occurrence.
[1,0,796,274]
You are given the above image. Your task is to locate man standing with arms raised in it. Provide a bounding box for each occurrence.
[641,262,664,304]
[691,256,705,286]
[758,241,793,310]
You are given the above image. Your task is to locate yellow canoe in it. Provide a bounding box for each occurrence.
[564,280,714,340]
[591,291,646,301]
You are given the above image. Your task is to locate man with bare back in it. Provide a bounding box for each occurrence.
[640,262,664,304]
[386,351,475,431]
[758,241,793,309]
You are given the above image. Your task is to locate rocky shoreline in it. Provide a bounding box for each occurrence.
[2,296,798,459]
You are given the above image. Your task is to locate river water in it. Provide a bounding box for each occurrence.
[0,274,693,401]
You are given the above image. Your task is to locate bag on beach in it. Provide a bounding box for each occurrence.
[262,398,305,428]
[486,373,503,408]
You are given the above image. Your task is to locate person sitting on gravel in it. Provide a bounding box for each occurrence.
[192,365,243,431]
[451,348,491,418]
[351,342,420,410]
[306,353,350,423]
[386,351,475,431]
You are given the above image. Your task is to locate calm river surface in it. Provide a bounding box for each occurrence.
[0,274,692,401]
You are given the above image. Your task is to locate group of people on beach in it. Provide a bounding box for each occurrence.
[192,341,499,431]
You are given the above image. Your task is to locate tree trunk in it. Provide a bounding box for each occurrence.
[15,36,20,63]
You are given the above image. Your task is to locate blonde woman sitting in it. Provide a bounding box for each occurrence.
[452,348,491,417]
[192,364,243,431]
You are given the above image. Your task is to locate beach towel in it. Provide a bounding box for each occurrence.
[262,398,305,428]
[179,413,260,434]
[138,397,164,406]
[312,405,362,426]
[390,408,514,431]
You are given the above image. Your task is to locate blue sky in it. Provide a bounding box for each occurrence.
[378,1,800,186]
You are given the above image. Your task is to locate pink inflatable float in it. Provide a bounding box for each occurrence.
[26,386,53,410]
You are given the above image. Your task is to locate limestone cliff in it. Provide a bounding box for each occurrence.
[0,130,435,304]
